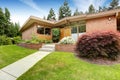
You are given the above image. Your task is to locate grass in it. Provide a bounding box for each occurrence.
[0,45,37,68]
[18,52,120,80]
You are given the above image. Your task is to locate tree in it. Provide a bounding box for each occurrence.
[73,8,79,16]
[43,16,46,20]
[88,4,95,14]
[4,8,11,37]
[58,0,71,20]
[110,0,119,9]
[0,8,5,35]
[102,6,108,11]
[73,8,84,16]
[59,7,63,20]
[98,6,103,12]
[8,23,21,37]
[5,8,10,22]
[0,7,21,37]
[47,8,56,20]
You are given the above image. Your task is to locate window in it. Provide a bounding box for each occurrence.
[71,27,77,33]
[79,25,86,33]
[45,28,51,35]
[37,27,51,35]
[71,25,86,33]
[37,27,44,34]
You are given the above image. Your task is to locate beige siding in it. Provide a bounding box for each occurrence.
[22,23,52,40]
[22,24,37,40]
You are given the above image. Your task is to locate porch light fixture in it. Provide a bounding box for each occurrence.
[37,25,40,28]
[108,17,112,21]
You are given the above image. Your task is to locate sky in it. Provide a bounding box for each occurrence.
[0,0,116,27]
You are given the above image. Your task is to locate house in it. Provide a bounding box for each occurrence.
[20,9,120,41]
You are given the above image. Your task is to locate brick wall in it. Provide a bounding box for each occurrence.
[86,16,117,33]
[55,44,76,53]
[18,43,43,50]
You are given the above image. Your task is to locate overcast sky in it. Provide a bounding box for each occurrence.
[0,0,116,26]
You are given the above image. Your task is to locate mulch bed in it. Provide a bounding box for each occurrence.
[75,54,120,65]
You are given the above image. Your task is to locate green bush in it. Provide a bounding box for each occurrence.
[0,35,6,45]
[13,36,22,44]
[5,37,12,45]
[59,36,75,44]
[24,37,53,44]
[24,40,31,43]
[0,35,12,45]
[52,28,60,42]
[75,31,120,60]
[44,40,53,44]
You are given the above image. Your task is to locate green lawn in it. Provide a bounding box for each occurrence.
[18,52,120,80]
[0,45,37,68]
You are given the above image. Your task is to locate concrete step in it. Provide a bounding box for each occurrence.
[39,48,55,52]
[42,45,55,48]
[39,44,55,52]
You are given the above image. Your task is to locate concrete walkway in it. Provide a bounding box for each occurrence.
[0,51,51,80]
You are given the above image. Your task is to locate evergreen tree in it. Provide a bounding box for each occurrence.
[43,16,46,20]
[73,8,80,16]
[88,4,95,14]
[59,7,63,20]
[79,11,84,15]
[0,7,21,37]
[5,8,10,21]
[4,8,11,37]
[0,8,5,35]
[47,8,56,20]
[99,6,103,12]
[8,23,21,37]
[102,6,108,11]
[110,0,119,9]
[58,0,71,20]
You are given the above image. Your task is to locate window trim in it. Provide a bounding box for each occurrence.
[37,26,51,35]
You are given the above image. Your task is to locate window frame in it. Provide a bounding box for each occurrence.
[37,26,51,35]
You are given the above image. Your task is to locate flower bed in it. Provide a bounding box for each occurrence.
[55,44,75,53]
[18,43,43,50]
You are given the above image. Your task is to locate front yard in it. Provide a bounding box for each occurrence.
[0,45,37,68]
[18,52,120,80]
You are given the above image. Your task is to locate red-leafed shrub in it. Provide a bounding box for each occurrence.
[75,31,120,60]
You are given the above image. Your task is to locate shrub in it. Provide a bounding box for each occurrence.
[24,35,53,44]
[24,40,31,43]
[0,35,6,45]
[13,36,22,44]
[0,35,12,45]
[44,40,53,44]
[5,37,12,45]
[75,31,120,60]
[59,36,75,44]
[52,28,60,42]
